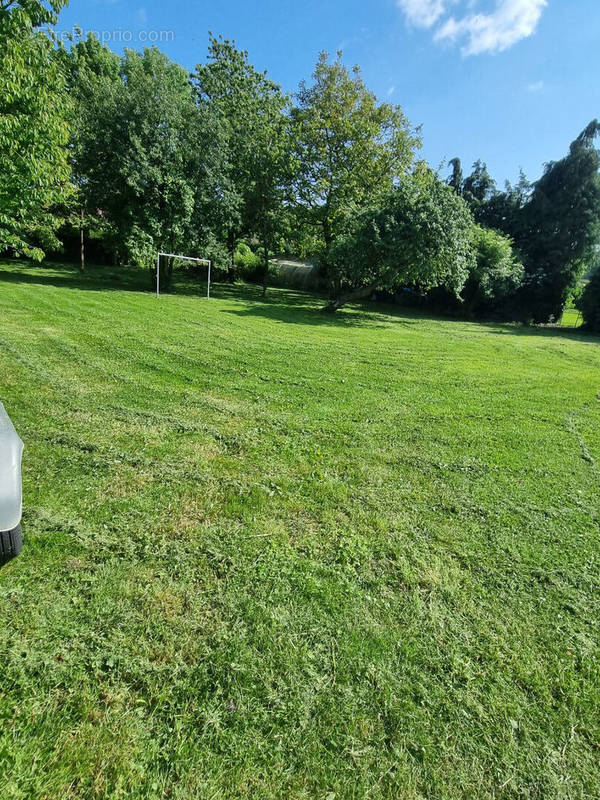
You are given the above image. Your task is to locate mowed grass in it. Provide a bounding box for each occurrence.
[0,260,599,800]
[561,308,583,329]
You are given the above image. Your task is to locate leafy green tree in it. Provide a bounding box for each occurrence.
[117,48,198,278]
[193,35,291,292]
[68,44,225,287]
[291,52,420,285]
[244,104,292,295]
[61,34,122,270]
[462,226,523,316]
[447,158,463,195]
[577,266,600,333]
[0,0,71,259]
[462,160,497,221]
[325,169,475,312]
[518,121,600,322]
[0,0,65,28]
[477,170,531,240]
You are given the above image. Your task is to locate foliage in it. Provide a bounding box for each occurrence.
[453,122,600,323]
[578,265,600,332]
[234,241,262,270]
[478,170,532,238]
[125,227,156,271]
[326,170,475,311]
[461,159,496,218]
[60,34,122,268]
[64,41,226,287]
[447,157,463,195]
[517,120,600,322]
[0,1,71,259]
[193,35,291,290]
[0,0,66,30]
[462,225,524,315]
[291,52,420,278]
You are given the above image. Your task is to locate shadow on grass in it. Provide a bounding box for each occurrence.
[1,259,596,340]
[0,260,394,329]
[0,259,151,293]
[216,283,397,328]
[483,322,598,343]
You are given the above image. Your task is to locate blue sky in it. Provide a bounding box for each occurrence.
[56,0,599,187]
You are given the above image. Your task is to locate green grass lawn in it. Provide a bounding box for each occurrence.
[1,260,599,799]
[560,308,583,329]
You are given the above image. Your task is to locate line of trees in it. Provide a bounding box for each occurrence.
[447,126,600,326]
[1,0,599,328]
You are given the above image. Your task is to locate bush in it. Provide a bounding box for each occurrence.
[578,267,600,332]
[462,226,523,316]
[125,228,155,270]
[234,242,263,281]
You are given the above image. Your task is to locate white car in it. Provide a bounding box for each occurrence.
[0,402,24,564]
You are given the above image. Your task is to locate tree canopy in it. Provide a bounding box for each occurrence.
[0,0,66,30]
[326,169,475,311]
[518,120,600,321]
[291,52,420,282]
[193,35,291,291]
[0,0,71,259]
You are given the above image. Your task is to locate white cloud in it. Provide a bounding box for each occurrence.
[527,80,544,91]
[398,0,547,56]
[396,0,452,29]
[436,0,547,55]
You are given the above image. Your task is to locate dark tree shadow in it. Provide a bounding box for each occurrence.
[216,284,395,329]
[482,322,598,343]
[1,259,596,340]
[0,259,151,293]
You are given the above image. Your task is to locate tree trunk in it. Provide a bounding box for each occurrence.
[321,284,377,313]
[165,256,174,291]
[79,210,85,272]
[262,241,269,297]
[228,235,236,283]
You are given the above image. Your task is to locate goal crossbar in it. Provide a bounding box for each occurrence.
[156,252,212,299]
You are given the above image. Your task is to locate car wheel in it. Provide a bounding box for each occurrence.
[0,524,22,564]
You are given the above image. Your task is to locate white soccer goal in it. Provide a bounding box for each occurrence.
[156,252,212,299]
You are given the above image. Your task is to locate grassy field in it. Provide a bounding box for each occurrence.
[0,260,599,800]
[560,308,583,329]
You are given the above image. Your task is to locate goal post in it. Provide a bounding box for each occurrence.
[156,252,212,299]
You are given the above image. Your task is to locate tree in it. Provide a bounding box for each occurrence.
[518,120,600,322]
[462,160,497,222]
[68,44,225,287]
[462,226,523,316]
[193,35,291,293]
[577,266,600,333]
[324,169,475,312]
[447,158,463,195]
[291,52,420,289]
[477,170,531,240]
[0,0,65,28]
[0,0,72,259]
[60,34,123,269]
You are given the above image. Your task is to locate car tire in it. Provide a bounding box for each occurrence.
[0,524,22,564]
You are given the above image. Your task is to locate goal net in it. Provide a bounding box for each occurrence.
[156,252,212,299]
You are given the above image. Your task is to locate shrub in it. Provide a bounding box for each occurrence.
[462,226,523,316]
[125,228,155,270]
[234,242,263,282]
